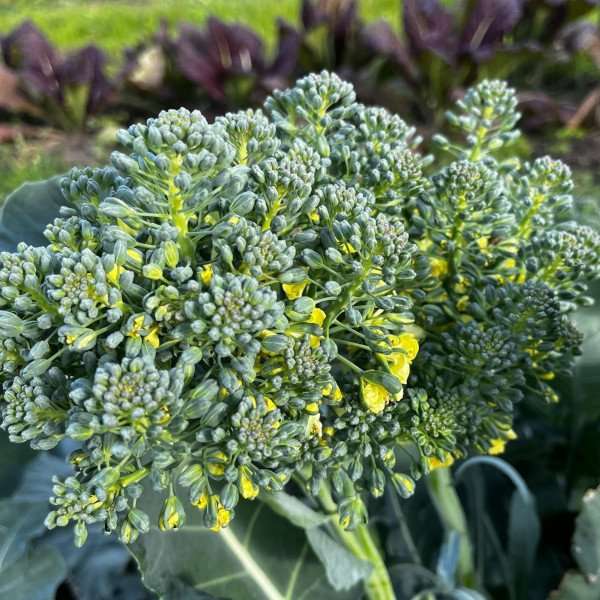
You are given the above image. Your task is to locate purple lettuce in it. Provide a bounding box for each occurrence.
[175,18,265,102]
[1,21,113,129]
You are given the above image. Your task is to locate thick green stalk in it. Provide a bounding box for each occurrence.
[426,467,476,587]
[317,485,396,600]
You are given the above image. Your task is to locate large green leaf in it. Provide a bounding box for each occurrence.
[130,489,362,600]
[572,486,600,580]
[0,543,65,600]
[551,572,600,600]
[553,485,600,599]
[0,177,67,251]
[0,499,66,600]
[0,432,35,499]
[306,527,372,591]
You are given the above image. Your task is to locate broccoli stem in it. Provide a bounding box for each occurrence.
[426,466,477,588]
[317,483,396,600]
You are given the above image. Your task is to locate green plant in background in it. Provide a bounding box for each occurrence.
[0,71,598,600]
[3,0,600,207]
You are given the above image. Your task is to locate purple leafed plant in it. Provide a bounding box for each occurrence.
[1,21,113,130]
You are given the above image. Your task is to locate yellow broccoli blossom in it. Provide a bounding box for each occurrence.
[127,315,160,348]
[379,332,420,384]
[430,257,449,278]
[426,453,455,471]
[392,333,419,361]
[206,451,228,476]
[282,280,308,299]
[158,496,185,531]
[477,236,489,251]
[323,383,343,403]
[145,325,160,349]
[306,413,323,438]
[211,504,232,532]
[193,493,209,510]
[488,429,517,455]
[360,379,401,414]
[200,263,213,285]
[106,264,123,285]
[239,467,259,500]
[309,307,326,326]
[389,353,410,384]
[306,307,326,347]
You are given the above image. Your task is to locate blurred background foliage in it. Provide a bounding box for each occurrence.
[0,1,599,599]
[1,0,600,198]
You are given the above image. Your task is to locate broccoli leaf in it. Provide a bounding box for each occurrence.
[553,485,600,599]
[0,176,67,251]
[0,500,66,600]
[130,488,362,600]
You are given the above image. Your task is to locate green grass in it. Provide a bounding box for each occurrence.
[0,142,68,203]
[0,0,400,58]
[0,0,399,200]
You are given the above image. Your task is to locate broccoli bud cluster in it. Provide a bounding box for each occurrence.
[0,72,597,545]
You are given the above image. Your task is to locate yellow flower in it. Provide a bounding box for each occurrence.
[456,295,469,312]
[417,238,433,252]
[477,236,489,250]
[211,504,232,532]
[392,333,419,361]
[305,402,319,414]
[360,378,390,414]
[309,211,320,223]
[378,333,419,384]
[323,426,335,438]
[488,429,517,455]
[146,325,160,349]
[430,257,449,278]
[207,451,228,476]
[322,383,343,403]
[307,307,326,348]
[156,405,170,425]
[106,264,123,285]
[427,453,455,470]
[239,468,259,500]
[200,264,213,285]
[308,307,326,326]
[126,315,148,341]
[193,493,209,510]
[282,280,308,299]
[158,496,184,531]
[395,474,415,495]
[388,352,410,384]
[306,413,323,438]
